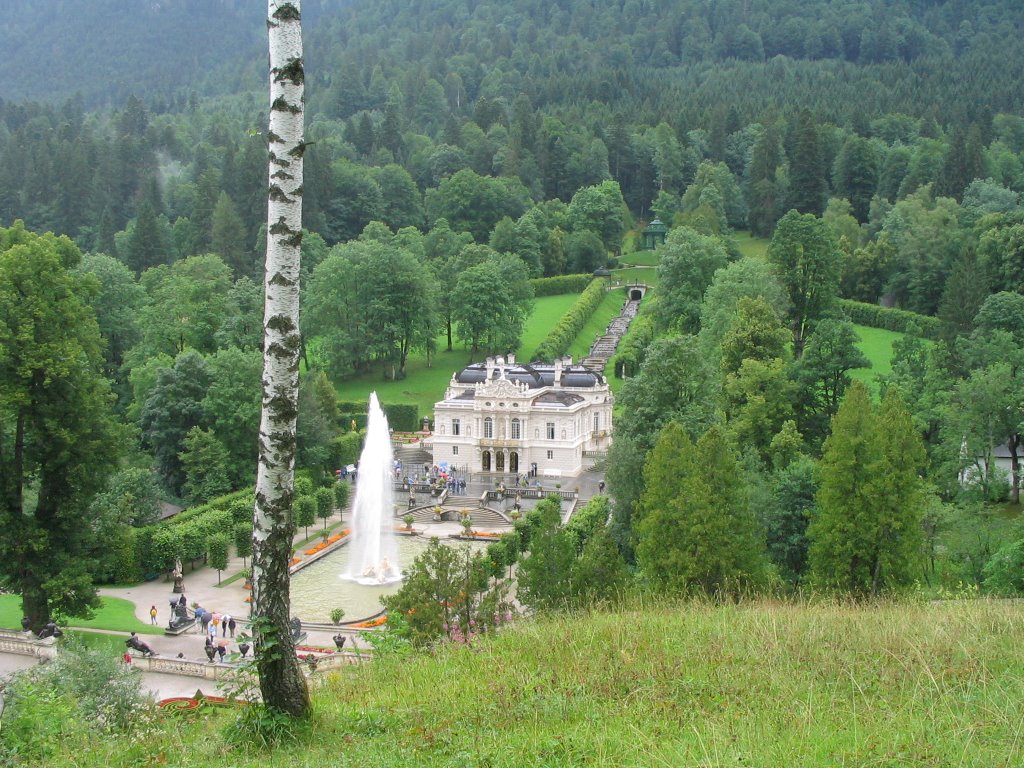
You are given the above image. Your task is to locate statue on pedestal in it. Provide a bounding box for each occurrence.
[171,558,186,594]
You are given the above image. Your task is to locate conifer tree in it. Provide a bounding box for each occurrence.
[636,424,767,593]
[808,383,925,595]
[787,112,827,215]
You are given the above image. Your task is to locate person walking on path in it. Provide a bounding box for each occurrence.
[149,605,158,625]
[222,614,231,638]
[228,616,237,639]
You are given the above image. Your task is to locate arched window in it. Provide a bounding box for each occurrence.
[511,418,521,440]
[483,417,493,438]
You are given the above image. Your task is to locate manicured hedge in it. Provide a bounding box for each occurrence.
[128,490,253,580]
[383,403,419,432]
[836,299,941,339]
[337,402,418,431]
[530,274,593,297]
[612,312,655,379]
[533,278,609,361]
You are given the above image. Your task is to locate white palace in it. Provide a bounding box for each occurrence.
[431,355,613,478]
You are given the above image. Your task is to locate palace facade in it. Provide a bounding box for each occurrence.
[431,355,613,478]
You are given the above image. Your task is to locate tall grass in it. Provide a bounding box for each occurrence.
[30,598,1024,766]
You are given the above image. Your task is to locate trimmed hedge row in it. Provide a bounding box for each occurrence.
[530,274,593,297]
[533,278,609,361]
[612,312,655,379]
[837,299,941,339]
[337,402,418,432]
[127,490,254,579]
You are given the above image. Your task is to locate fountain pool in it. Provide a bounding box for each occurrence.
[289,536,484,622]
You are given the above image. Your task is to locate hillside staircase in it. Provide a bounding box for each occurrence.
[581,297,641,373]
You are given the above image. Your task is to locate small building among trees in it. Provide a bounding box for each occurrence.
[641,219,668,250]
[432,355,613,478]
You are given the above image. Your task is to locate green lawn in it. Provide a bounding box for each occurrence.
[849,324,910,395]
[618,249,659,267]
[733,230,770,259]
[0,595,161,635]
[333,294,580,417]
[566,288,629,361]
[611,265,658,286]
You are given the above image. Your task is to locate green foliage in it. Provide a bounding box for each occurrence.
[314,487,334,528]
[0,223,121,628]
[517,519,579,612]
[381,403,418,432]
[332,480,350,513]
[180,426,233,504]
[530,274,593,296]
[533,277,608,360]
[982,536,1024,595]
[653,227,729,333]
[208,532,231,580]
[1,638,158,760]
[636,424,768,593]
[294,496,317,538]
[234,521,253,564]
[382,539,509,647]
[761,456,818,586]
[767,210,842,355]
[836,298,942,339]
[808,384,926,595]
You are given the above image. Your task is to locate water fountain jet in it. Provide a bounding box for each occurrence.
[342,393,402,585]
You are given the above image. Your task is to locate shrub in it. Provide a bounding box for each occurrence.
[533,278,609,360]
[2,638,158,759]
[382,402,418,432]
[530,273,593,296]
[836,299,941,339]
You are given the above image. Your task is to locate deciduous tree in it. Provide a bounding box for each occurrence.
[0,224,121,630]
[251,0,310,718]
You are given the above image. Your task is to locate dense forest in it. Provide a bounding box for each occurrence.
[3,0,1024,621]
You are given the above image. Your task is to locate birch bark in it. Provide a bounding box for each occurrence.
[251,0,310,716]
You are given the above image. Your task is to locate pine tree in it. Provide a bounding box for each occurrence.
[787,112,827,215]
[210,192,250,277]
[746,123,783,236]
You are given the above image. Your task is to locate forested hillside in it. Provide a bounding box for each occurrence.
[3,0,1024,616]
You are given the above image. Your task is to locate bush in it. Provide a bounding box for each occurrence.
[983,537,1024,595]
[382,402,418,432]
[612,312,655,378]
[1,638,158,759]
[331,431,363,469]
[836,299,941,339]
[533,278,609,360]
[338,412,368,432]
[530,273,594,296]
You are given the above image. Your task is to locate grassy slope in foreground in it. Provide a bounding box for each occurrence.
[51,599,1024,766]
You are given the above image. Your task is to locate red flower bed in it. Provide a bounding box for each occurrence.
[350,615,387,628]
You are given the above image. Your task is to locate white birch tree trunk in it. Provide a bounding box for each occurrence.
[251,0,309,717]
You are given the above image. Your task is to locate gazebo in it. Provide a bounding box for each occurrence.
[641,219,668,250]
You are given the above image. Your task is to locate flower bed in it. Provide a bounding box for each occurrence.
[296,644,336,655]
[302,529,350,556]
[158,693,241,714]
[290,557,302,566]
[349,615,387,628]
